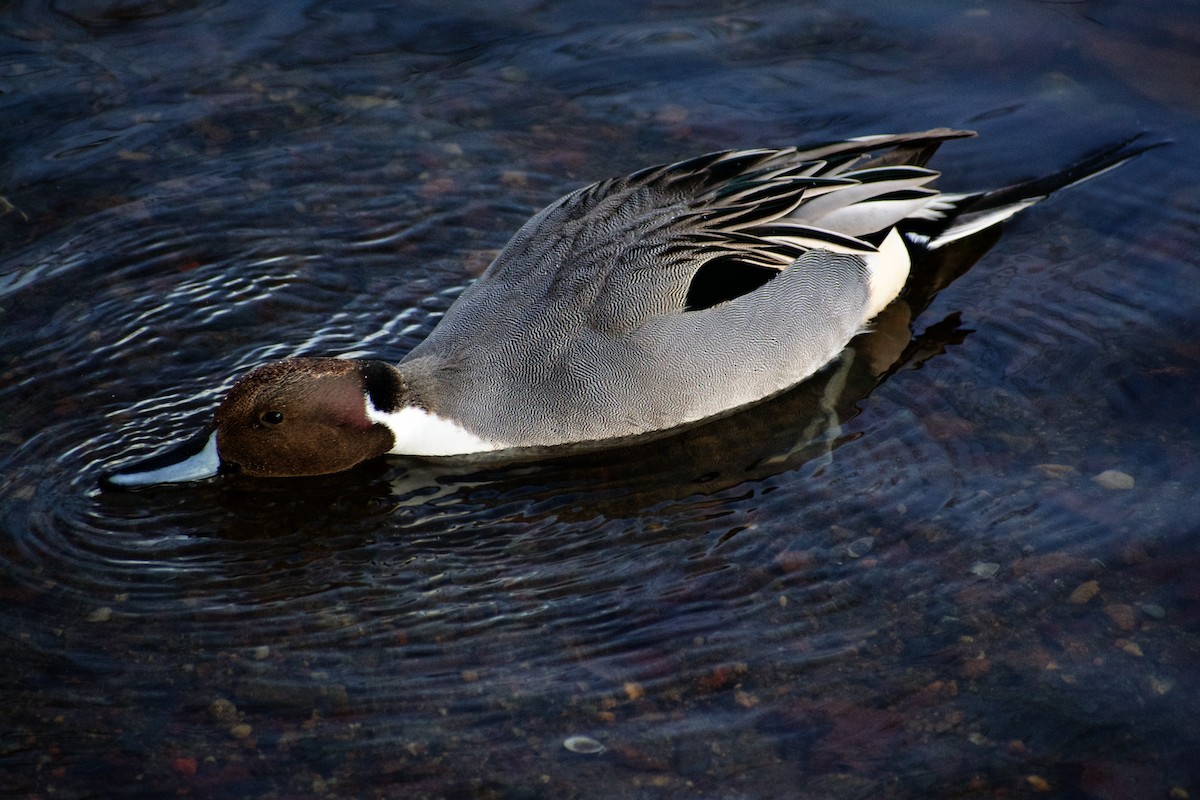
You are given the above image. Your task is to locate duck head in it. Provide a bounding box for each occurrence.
[101,358,400,487]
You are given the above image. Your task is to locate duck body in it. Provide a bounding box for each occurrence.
[395,216,874,454]
[101,128,1156,485]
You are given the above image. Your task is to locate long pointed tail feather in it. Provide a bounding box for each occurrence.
[921,133,1168,250]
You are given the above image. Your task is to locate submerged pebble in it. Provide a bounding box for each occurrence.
[208,697,239,723]
[845,536,875,558]
[1116,639,1144,657]
[1092,469,1135,490]
[1026,774,1052,792]
[1150,675,1176,696]
[1036,463,1078,479]
[1139,602,1166,620]
[1103,603,1137,631]
[1068,580,1100,605]
[563,735,605,754]
[970,562,1001,578]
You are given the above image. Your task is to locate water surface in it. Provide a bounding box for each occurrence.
[3,1,1199,798]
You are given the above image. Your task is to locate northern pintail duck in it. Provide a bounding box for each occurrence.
[102,128,1155,486]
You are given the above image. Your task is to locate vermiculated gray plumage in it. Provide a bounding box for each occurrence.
[400,130,975,446]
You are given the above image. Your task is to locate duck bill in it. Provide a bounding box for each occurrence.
[100,427,222,489]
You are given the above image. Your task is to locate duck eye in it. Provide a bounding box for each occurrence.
[260,410,284,426]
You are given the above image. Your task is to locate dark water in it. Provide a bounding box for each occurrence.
[3,1,1200,798]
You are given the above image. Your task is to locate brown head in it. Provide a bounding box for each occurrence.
[213,358,397,477]
[101,358,401,488]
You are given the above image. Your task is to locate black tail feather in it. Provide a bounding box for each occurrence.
[960,132,1169,216]
[907,132,1169,249]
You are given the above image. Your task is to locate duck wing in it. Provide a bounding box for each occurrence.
[425,127,974,342]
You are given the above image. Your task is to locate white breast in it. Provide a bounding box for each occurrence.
[367,404,501,457]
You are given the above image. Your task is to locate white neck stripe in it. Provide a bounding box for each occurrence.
[366,403,500,456]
